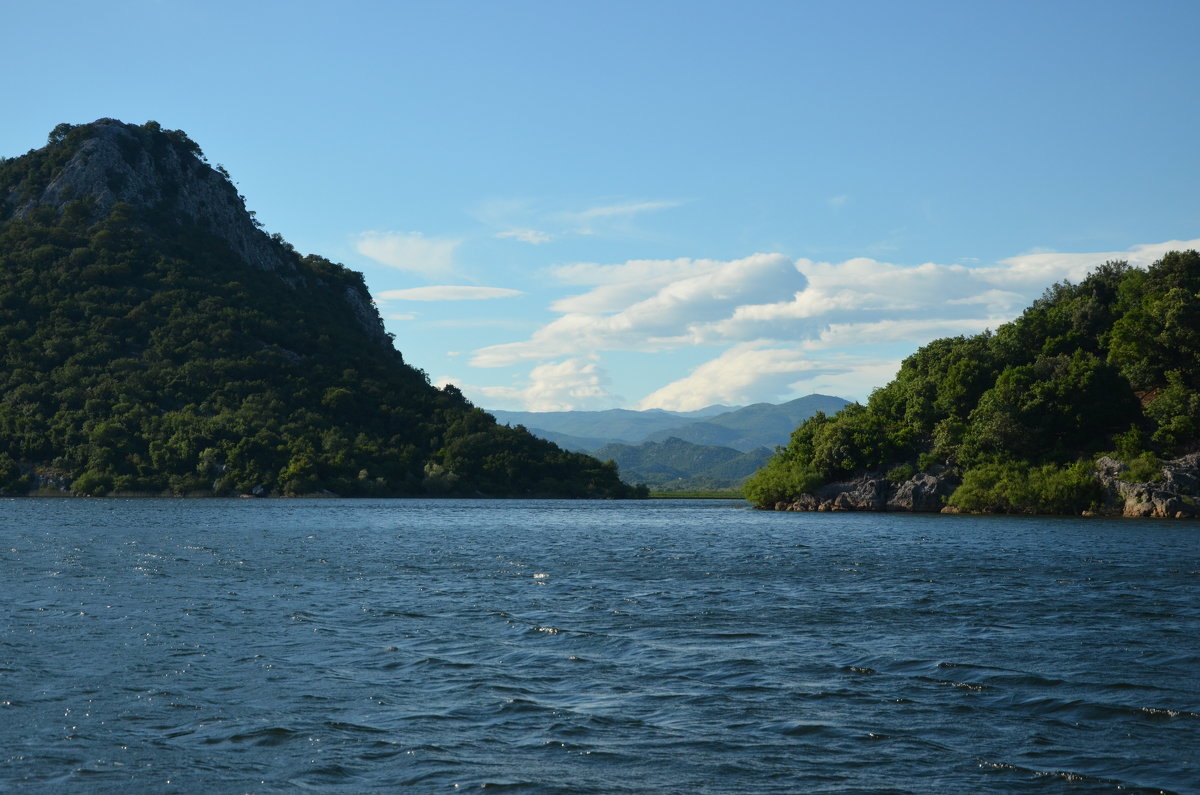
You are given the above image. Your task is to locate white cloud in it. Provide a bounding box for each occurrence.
[828,194,850,209]
[563,199,682,235]
[471,253,805,366]
[802,317,998,351]
[571,200,681,220]
[476,196,682,242]
[983,238,1200,288]
[356,231,460,277]
[464,237,1200,408]
[444,358,622,412]
[636,342,848,411]
[547,257,720,314]
[377,286,523,301]
[496,229,552,245]
[682,257,1021,346]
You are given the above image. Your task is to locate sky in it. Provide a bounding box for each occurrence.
[5,0,1199,412]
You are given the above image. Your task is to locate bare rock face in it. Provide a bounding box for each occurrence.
[776,469,958,513]
[887,472,957,512]
[4,119,392,348]
[1095,454,1200,518]
[9,119,294,274]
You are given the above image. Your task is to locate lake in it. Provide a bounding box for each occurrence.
[1,499,1196,792]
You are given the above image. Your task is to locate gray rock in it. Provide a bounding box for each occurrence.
[887,472,956,512]
[1094,454,1199,518]
[4,120,391,347]
[776,468,958,513]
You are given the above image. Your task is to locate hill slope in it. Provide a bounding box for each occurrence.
[0,119,639,498]
[593,438,773,491]
[747,253,1200,515]
[490,395,849,491]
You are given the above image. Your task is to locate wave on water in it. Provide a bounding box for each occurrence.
[0,499,1196,792]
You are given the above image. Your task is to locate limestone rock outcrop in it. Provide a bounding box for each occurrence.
[774,468,958,513]
[8,120,293,274]
[2,119,391,347]
[1094,454,1200,518]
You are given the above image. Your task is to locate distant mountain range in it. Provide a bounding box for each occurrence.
[489,394,851,491]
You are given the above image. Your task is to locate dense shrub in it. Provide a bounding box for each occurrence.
[749,251,1200,511]
[947,460,1102,515]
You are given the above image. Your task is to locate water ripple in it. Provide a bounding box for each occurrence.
[0,499,1196,792]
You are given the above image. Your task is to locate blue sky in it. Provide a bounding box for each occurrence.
[6,1,1198,411]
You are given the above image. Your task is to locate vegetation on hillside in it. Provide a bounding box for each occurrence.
[0,120,641,498]
[592,437,771,492]
[746,252,1200,513]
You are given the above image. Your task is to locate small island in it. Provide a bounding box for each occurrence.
[746,251,1200,518]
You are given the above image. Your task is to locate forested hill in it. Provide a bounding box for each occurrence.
[747,251,1200,515]
[0,119,640,498]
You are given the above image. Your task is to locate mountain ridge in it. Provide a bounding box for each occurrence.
[490,394,851,491]
[490,394,850,453]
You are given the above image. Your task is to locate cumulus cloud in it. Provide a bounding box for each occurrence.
[465,237,1200,409]
[636,343,848,411]
[443,358,621,412]
[688,256,1029,344]
[471,253,806,367]
[802,317,998,351]
[356,231,460,277]
[548,257,730,313]
[983,238,1200,287]
[377,286,523,301]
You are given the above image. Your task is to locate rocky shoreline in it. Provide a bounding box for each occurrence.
[770,453,1200,518]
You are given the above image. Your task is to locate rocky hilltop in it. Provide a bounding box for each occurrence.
[10,121,288,273]
[0,119,639,498]
[3,120,384,344]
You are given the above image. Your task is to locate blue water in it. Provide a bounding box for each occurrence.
[1,499,1196,792]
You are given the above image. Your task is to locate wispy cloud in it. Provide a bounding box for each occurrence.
[571,200,681,220]
[563,199,683,236]
[356,231,460,278]
[495,229,552,245]
[377,286,523,301]
[475,197,683,242]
